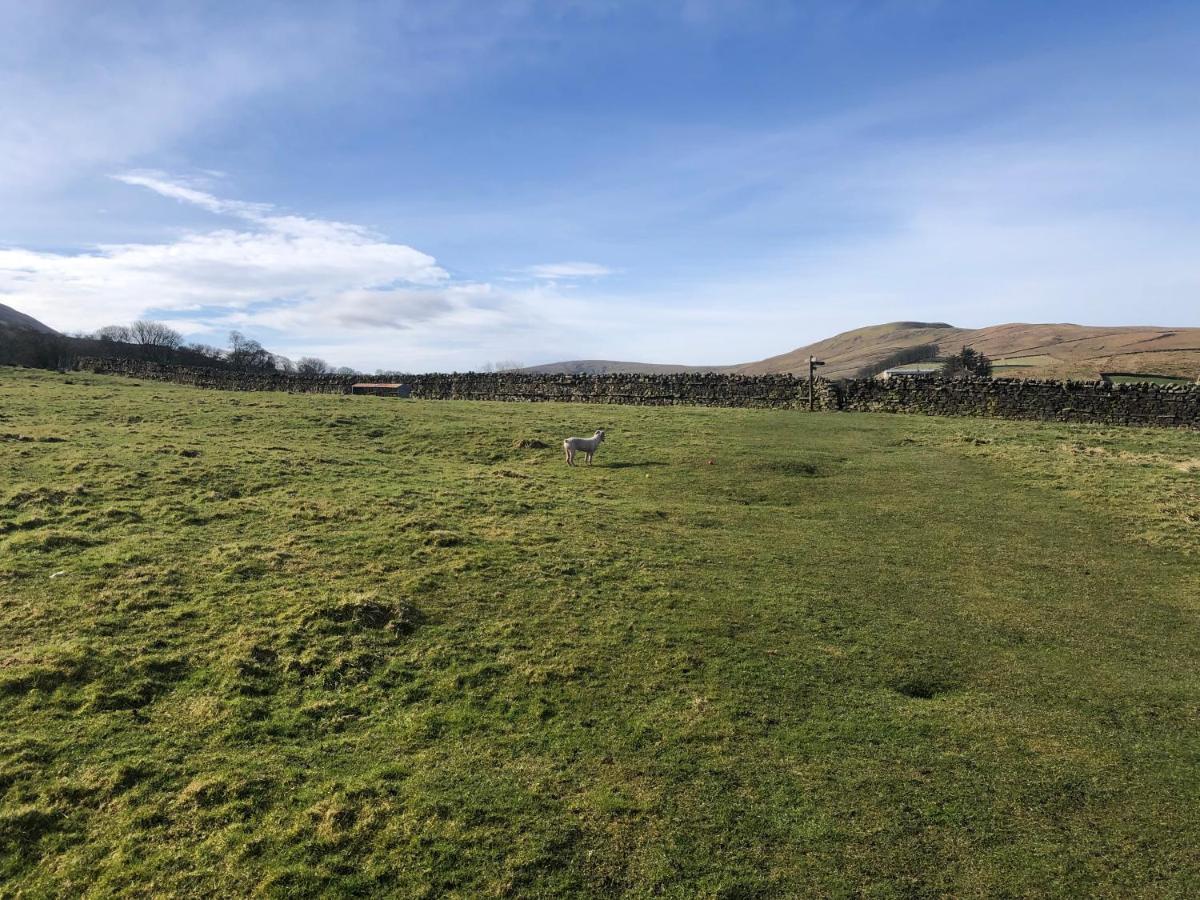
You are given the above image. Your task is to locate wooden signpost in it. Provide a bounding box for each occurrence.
[808,355,825,410]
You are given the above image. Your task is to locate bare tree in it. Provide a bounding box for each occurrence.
[335,366,357,376]
[96,325,132,342]
[129,320,183,350]
[186,342,223,360]
[227,331,275,371]
[296,356,331,375]
[123,320,184,362]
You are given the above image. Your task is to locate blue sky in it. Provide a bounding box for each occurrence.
[2,1,1198,371]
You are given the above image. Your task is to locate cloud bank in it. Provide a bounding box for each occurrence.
[0,173,460,333]
[0,173,618,371]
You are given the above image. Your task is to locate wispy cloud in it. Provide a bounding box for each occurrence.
[525,262,614,280]
[110,171,271,218]
[0,7,347,199]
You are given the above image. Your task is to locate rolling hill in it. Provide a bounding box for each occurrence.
[532,322,1200,381]
[732,322,1200,380]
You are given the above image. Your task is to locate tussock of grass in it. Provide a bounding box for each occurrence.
[761,458,825,477]
[4,485,86,509]
[0,644,97,697]
[0,804,64,849]
[298,593,422,638]
[0,366,1198,895]
[3,529,98,553]
[0,516,50,536]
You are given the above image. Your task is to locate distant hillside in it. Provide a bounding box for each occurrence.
[529,321,1200,381]
[519,359,727,375]
[0,303,58,335]
[731,322,965,379]
[731,322,1200,381]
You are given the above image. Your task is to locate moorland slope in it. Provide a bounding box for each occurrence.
[531,321,1200,381]
[732,321,1200,380]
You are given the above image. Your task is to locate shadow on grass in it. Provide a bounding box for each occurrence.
[604,461,669,469]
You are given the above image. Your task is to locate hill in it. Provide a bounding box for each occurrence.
[731,321,1200,380]
[535,321,1200,381]
[0,302,58,335]
[2,366,1198,894]
[731,322,966,379]
[532,322,1200,381]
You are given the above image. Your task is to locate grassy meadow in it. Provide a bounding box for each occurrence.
[2,366,1199,896]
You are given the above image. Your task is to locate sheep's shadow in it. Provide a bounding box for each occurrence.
[604,461,668,469]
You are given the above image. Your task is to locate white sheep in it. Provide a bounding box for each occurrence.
[563,429,605,466]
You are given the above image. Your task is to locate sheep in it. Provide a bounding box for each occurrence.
[563,429,605,466]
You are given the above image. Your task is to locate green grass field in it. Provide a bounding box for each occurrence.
[1103,374,1195,387]
[2,367,1199,896]
[991,355,1058,369]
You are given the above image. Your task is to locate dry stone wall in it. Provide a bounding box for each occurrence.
[403,371,829,408]
[76,358,1199,428]
[78,357,359,394]
[77,358,833,409]
[839,376,1200,428]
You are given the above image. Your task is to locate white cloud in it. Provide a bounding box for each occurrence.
[111,171,270,218]
[0,173,619,371]
[525,261,614,280]
[0,174,449,333]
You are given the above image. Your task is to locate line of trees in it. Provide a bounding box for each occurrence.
[95,320,185,363]
[93,324,357,374]
[854,343,994,379]
[0,327,72,369]
[1,318,357,375]
[856,343,941,379]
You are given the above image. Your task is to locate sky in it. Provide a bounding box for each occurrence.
[1,0,1198,372]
